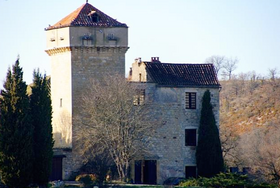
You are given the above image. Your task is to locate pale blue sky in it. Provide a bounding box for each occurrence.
[0,0,280,88]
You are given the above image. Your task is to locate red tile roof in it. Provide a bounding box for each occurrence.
[144,62,220,87]
[46,3,127,30]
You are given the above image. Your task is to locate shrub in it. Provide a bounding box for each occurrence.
[180,173,247,188]
[75,174,97,187]
[179,173,277,188]
[246,183,277,188]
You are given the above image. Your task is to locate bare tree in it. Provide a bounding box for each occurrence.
[205,55,226,76]
[75,75,157,182]
[268,68,278,81]
[222,57,238,80]
[238,121,280,185]
[220,124,241,167]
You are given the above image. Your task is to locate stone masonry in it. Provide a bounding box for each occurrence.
[45,3,128,180]
[46,2,221,183]
[129,58,220,184]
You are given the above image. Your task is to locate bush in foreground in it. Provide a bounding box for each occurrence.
[179,173,277,188]
[75,174,97,188]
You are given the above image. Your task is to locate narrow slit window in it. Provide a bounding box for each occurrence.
[60,98,63,107]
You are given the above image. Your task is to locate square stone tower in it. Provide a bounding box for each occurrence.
[45,3,128,179]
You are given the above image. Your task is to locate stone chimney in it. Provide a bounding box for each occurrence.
[151,57,160,63]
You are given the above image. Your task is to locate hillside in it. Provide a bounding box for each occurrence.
[220,78,280,134]
[219,77,280,183]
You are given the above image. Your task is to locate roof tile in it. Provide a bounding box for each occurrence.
[46,3,127,30]
[144,62,220,87]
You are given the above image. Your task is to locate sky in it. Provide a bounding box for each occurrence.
[0,0,280,88]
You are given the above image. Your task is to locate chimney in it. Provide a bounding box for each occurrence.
[151,57,160,63]
[135,57,142,66]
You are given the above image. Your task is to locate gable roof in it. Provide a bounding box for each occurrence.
[46,3,127,30]
[144,62,220,87]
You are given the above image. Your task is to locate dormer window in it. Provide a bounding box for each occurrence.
[88,11,100,23]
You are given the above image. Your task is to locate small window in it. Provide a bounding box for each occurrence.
[107,34,117,41]
[89,13,100,22]
[133,89,145,106]
[185,92,196,109]
[82,35,93,46]
[82,39,93,46]
[185,129,196,146]
[185,166,197,179]
[60,98,63,107]
[139,73,142,82]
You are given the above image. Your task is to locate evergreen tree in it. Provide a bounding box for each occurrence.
[0,59,34,188]
[196,90,224,178]
[30,70,53,187]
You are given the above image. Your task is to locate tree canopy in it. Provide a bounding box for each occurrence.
[30,70,53,187]
[0,59,34,188]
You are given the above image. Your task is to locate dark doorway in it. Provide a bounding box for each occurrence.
[50,156,64,181]
[144,160,157,184]
[185,166,197,179]
[134,160,157,184]
[134,160,142,184]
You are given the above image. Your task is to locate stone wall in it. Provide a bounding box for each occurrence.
[46,24,129,180]
[130,82,220,184]
[49,49,73,148]
[53,148,84,180]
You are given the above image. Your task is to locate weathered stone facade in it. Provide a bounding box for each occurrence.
[129,59,220,184]
[46,2,221,183]
[45,3,128,180]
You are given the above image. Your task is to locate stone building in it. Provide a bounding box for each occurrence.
[45,2,221,184]
[45,2,128,180]
[128,57,220,184]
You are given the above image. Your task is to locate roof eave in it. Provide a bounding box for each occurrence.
[45,23,128,31]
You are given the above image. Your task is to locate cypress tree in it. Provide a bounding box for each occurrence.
[30,70,53,187]
[196,90,224,177]
[0,59,34,188]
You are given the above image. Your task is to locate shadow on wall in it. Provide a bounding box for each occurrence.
[53,111,72,148]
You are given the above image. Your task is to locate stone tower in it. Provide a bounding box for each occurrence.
[45,3,128,179]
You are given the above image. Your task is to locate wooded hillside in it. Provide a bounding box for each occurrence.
[219,74,280,183]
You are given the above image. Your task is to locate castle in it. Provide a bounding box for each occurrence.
[45,2,220,184]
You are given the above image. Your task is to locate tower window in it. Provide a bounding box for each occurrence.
[60,98,63,107]
[88,13,100,23]
[107,34,117,41]
[82,35,93,46]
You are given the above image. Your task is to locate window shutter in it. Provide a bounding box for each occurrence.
[185,92,196,109]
